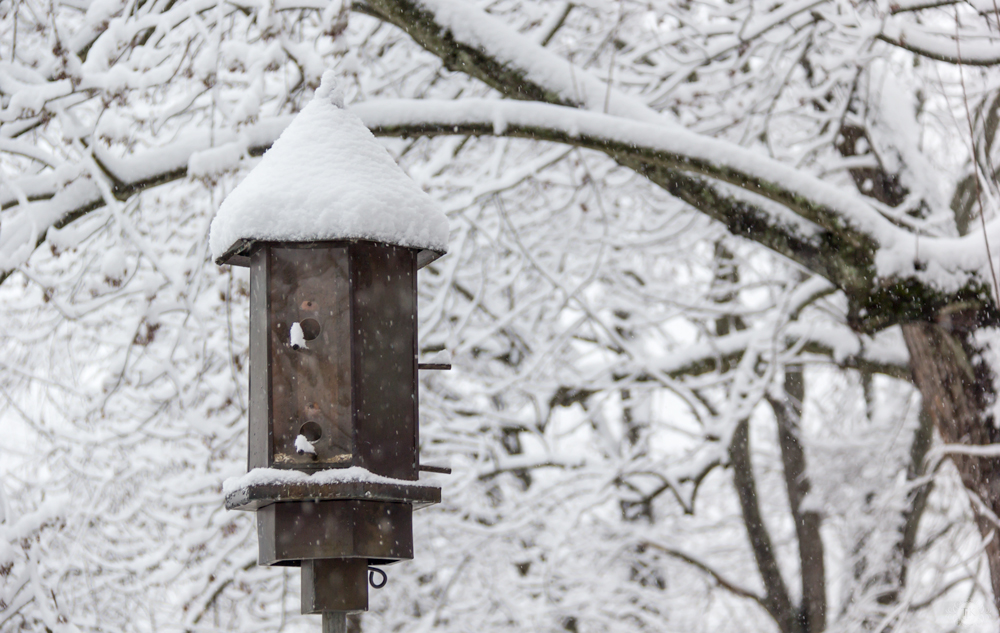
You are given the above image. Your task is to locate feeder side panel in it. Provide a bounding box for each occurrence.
[269,246,353,469]
[350,243,418,481]
[249,245,273,469]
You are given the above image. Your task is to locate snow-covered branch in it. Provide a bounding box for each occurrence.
[643,321,910,381]
[0,117,289,283]
[4,0,999,627]
[5,95,993,331]
[729,418,797,628]
[354,0,666,123]
[880,22,1000,66]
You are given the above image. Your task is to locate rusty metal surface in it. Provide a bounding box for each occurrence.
[301,558,369,613]
[256,500,413,566]
[226,478,440,512]
[350,242,418,481]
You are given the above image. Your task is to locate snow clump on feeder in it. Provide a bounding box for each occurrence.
[209,70,449,263]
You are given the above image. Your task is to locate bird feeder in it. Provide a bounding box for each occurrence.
[211,73,449,632]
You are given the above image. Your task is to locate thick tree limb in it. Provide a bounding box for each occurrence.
[901,322,1000,606]
[359,99,1000,332]
[357,100,895,251]
[352,0,999,330]
[2,0,997,339]
[6,100,988,332]
[826,94,1000,615]
[356,0,893,250]
[353,0,664,123]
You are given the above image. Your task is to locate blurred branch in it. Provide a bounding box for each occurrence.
[642,540,767,607]
[878,30,1000,66]
[897,403,936,592]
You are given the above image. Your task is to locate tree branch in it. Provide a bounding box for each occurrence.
[901,321,1000,609]
[878,26,1000,66]
[352,0,1000,330]
[768,367,826,632]
[898,403,935,591]
[353,0,663,123]
[642,540,768,608]
[0,118,290,284]
[356,102,994,332]
[631,321,910,382]
[729,418,798,633]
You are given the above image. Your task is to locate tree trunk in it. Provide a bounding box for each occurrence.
[901,321,1000,610]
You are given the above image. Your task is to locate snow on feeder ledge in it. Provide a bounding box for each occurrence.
[211,70,449,632]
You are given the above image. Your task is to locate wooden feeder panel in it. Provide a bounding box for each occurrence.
[248,241,419,481]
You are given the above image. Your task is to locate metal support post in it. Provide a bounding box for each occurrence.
[322,612,346,633]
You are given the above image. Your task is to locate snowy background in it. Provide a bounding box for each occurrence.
[2,0,1000,631]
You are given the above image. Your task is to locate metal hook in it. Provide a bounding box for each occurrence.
[368,567,387,589]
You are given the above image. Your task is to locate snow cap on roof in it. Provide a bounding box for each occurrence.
[209,70,449,263]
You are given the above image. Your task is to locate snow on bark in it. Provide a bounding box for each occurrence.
[352,97,1000,293]
[881,21,1000,65]
[383,0,668,124]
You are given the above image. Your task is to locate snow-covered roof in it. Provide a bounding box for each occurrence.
[209,71,449,265]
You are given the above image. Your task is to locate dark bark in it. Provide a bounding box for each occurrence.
[898,404,935,593]
[951,91,1000,236]
[827,103,1000,615]
[714,249,807,629]
[835,125,909,210]
[876,34,1000,66]
[729,419,799,633]
[362,112,875,295]
[901,322,1000,604]
[643,540,767,607]
[769,368,826,633]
